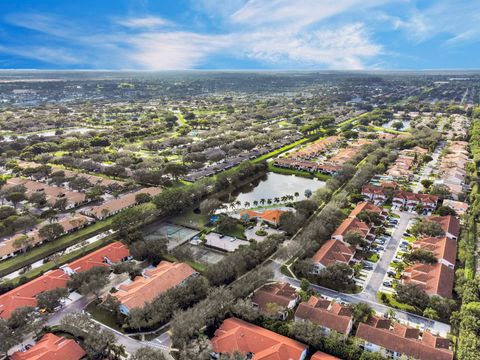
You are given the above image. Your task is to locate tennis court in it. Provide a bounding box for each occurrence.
[144,222,200,250]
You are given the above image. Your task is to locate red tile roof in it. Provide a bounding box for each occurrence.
[113,261,196,311]
[252,282,298,312]
[10,333,86,360]
[295,296,353,335]
[0,269,69,319]
[349,202,384,218]
[412,237,457,266]
[403,263,454,298]
[356,317,453,360]
[332,217,370,238]
[240,209,286,225]
[312,239,355,267]
[211,317,307,360]
[311,351,340,360]
[66,241,130,273]
[426,216,460,238]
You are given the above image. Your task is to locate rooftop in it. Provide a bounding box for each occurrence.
[10,333,86,360]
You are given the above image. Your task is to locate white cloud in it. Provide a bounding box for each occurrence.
[0,45,80,64]
[117,16,171,29]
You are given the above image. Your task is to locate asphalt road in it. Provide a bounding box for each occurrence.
[361,211,415,301]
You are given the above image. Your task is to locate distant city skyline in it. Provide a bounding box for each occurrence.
[0,0,479,70]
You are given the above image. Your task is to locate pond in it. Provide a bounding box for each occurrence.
[226,172,325,205]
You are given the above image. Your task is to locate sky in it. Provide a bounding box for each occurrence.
[0,0,479,71]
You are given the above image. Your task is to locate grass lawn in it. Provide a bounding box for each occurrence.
[280,265,294,278]
[252,138,309,163]
[0,217,115,278]
[170,209,210,230]
[163,254,207,273]
[86,299,124,332]
[377,292,418,313]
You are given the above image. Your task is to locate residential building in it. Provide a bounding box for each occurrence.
[252,282,299,320]
[312,239,355,272]
[426,215,460,240]
[82,187,162,219]
[0,269,69,319]
[211,317,308,360]
[442,199,469,216]
[411,236,457,268]
[403,263,454,298]
[356,316,453,360]
[331,217,372,242]
[294,296,353,336]
[61,241,130,275]
[361,184,387,204]
[311,351,340,360]
[240,209,287,226]
[10,333,86,360]
[349,201,386,220]
[113,261,197,315]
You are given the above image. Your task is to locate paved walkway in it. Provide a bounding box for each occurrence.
[361,211,415,301]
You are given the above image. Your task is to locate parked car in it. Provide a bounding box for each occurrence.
[363,264,374,270]
[377,246,385,251]
[387,270,396,276]
[375,239,385,245]
[383,281,393,287]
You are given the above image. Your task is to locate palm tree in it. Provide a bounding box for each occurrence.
[260,198,266,205]
[274,197,280,203]
[244,201,251,208]
[294,192,300,198]
[235,200,241,208]
[267,199,272,205]
[281,196,287,202]
[253,200,259,207]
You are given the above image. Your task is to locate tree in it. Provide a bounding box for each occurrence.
[53,197,68,211]
[423,307,439,320]
[135,193,152,204]
[36,287,69,312]
[315,263,355,292]
[5,192,26,208]
[350,302,374,324]
[420,179,433,189]
[0,205,16,220]
[29,192,47,207]
[344,231,367,248]
[130,347,166,360]
[436,205,457,216]
[410,219,445,237]
[279,211,305,235]
[403,249,437,264]
[395,283,429,310]
[217,216,237,234]
[429,184,451,199]
[12,235,34,253]
[38,222,64,242]
[199,198,222,215]
[67,266,110,298]
[304,189,313,198]
[392,121,404,130]
[129,238,167,265]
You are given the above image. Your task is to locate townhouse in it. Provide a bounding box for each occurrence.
[211,317,308,360]
[426,215,460,240]
[10,333,86,360]
[294,296,353,337]
[437,141,470,199]
[312,239,355,273]
[386,147,428,180]
[81,187,162,219]
[311,352,340,360]
[411,236,457,268]
[289,136,340,160]
[392,191,438,212]
[112,261,197,315]
[4,177,87,209]
[0,214,92,260]
[356,316,453,360]
[252,282,299,319]
[402,263,454,298]
[331,217,372,243]
[0,241,129,319]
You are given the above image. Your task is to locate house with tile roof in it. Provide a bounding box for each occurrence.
[426,215,460,240]
[442,199,469,216]
[10,333,86,360]
[294,296,353,337]
[0,269,69,319]
[402,262,454,298]
[240,209,287,226]
[356,316,453,360]
[349,202,386,220]
[411,236,457,268]
[331,217,372,243]
[361,184,388,204]
[252,282,299,320]
[61,241,130,275]
[311,351,340,360]
[312,239,355,272]
[211,317,308,360]
[113,261,197,315]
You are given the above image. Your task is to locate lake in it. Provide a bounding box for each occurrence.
[227,172,325,205]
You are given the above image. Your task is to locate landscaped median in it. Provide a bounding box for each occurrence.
[0,216,115,278]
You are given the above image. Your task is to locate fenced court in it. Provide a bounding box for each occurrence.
[144,222,199,250]
[187,244,225,264]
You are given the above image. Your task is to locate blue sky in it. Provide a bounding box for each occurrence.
[0,0,479,70]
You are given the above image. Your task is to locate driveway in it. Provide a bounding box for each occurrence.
[244,224,283,242]
[412,140,445,193]
[361,211,415,301]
